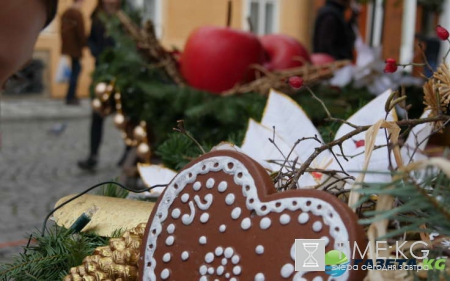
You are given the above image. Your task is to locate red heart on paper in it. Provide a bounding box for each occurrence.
[139,151,366,281]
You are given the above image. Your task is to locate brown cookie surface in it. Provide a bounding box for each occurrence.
[139,150,366,281]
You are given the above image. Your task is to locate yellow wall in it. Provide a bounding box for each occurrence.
[161,0,244,50]
[35,0,97,98]
[279,0,314,50]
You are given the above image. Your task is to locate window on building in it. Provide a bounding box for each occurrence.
[246,0,278,35]
[129,0,163,38]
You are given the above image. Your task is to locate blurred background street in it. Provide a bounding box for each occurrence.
[0,98,123,263]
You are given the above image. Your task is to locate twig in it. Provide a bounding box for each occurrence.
[287,115,450,189]
[226,0,232,28]
[173,120,206,154]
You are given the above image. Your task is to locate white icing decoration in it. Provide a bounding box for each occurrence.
[260,217,271,229]
[233,266,242,275]
[230,278,237,281]
[313,221,323,232]
[222,258,227,265]
[225,273,230,278]
[199,236,207,245]
[165,236,174,246]
[312,277,323,281]
[255,245,264,255]
[224,247,234,258]
[279,214,290,225]
[162,253,171,263]
[199,265,207,275]
[200,213,209,223]
[193,181,202,191]
[142,156,351,281]
[231,207,242,220]
[219,224,226,232]
[160,269,170,279]
[255,273,265,281]
[182,201,195,225]
[215,246,224,256]
[298,213,309,224]
[206,178,215,189]
[321,236,330,246]
[181,251,189,261]
[241,218,251,230]
[167,224,175,234]
[225,193,235,205]
[205,252,214,263]
[217,266,224,275]
[218,181,228,192]
[207,267,215,274]
[231,255,240,264]
[281,263,294,278]
[171,208,181,219]
[290,243,296,260]
[181,193,189,203]
[199,277,207,281]
[194,194,213,210]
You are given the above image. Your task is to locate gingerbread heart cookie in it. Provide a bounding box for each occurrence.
[139,150,366,281]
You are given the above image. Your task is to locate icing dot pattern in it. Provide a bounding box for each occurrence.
[196,246,242,280]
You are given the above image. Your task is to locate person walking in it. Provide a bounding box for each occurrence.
[78,0,123,170]
[60,0,86,105]
[313,0,359,61]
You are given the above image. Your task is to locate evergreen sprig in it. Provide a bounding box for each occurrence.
[357,167,450,239]
[0,226,108,281]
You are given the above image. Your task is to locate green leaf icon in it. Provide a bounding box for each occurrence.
[325,250,348,265]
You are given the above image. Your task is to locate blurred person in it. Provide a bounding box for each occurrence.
[313,0,359,60]
[0,0,58,89]
[78,0,124,170]
[60,0,86,105]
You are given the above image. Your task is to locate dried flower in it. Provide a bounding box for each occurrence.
[436,25,449,41]
[423,79,444,131]
[433,63,450,109]
[384,58,398,73]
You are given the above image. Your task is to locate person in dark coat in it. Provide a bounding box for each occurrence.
[313,0,358,61]
[60,0,86,105]
[78,0,122,170]
[0,0,58,88]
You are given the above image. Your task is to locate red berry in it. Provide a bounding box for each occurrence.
[385,58,396,64]
[288,76,303,89]
[436,25,449,40]
[384,58,398,73]
[354,139,365,148]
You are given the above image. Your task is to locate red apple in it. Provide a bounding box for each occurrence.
[260,34,310,71]
[310,53,335,66]
[180,26,265,94]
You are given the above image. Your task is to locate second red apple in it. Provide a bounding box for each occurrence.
[260,34,310,71]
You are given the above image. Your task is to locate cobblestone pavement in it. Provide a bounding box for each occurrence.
[0,98,124,264]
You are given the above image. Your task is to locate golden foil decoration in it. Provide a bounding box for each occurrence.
[63,223,147,281]
[114,113,126,130]
[92,98,102,111]
[133,125,147,142]
[95,82,108,98]
[136,142,151,161]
